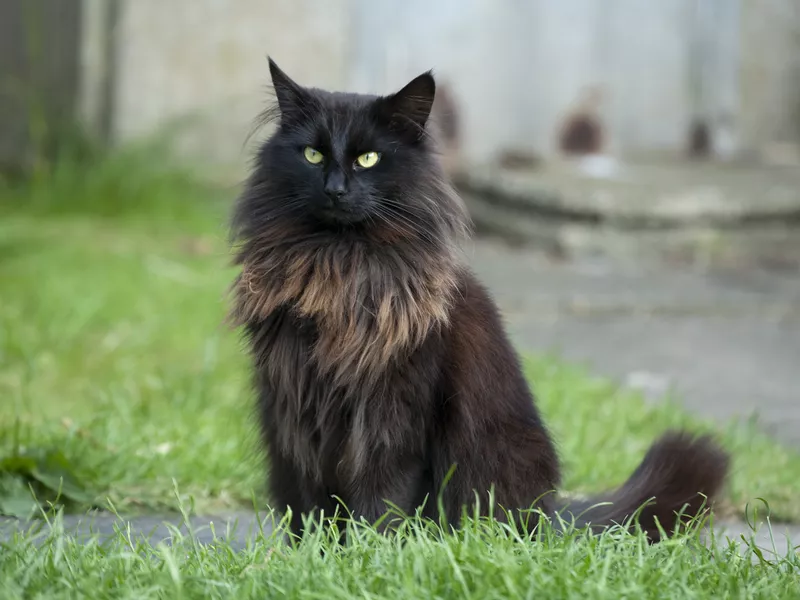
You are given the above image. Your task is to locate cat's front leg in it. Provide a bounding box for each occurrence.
[267,448,333,539]
[344,451,427,532]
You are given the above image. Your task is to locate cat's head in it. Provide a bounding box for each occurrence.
[236,58,468,248]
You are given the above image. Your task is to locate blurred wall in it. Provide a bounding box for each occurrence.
[111,0,350,173]
[740,0,800,151]
[348,0,750,161]
[2,0,798,173]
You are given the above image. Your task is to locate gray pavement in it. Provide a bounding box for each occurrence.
[467,239,800,446]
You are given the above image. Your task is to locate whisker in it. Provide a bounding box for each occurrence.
[370,205,439,247]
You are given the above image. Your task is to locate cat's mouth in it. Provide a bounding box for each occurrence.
[314,205,369,226]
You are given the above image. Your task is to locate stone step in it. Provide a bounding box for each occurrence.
[455,160,800,269]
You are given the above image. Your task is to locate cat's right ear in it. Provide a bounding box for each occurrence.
[268,57,312,121]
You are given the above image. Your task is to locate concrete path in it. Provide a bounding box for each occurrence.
[467,239,800,447]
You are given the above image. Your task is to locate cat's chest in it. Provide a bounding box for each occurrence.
[248,309,327,396]
[235,246,455,390]
[248,307,438,480]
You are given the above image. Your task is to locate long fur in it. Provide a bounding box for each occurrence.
[557,432,729,541]
[230,58,729,540]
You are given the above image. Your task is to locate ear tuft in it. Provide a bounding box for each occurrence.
[380,71,437,141]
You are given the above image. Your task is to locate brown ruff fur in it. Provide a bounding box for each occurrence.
[232,234,461,389]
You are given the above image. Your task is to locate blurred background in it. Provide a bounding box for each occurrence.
[1,0,799,520]
[2,0,800,264]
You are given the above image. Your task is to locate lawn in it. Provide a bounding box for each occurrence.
[3,511,799,599]
[1,148,799,597]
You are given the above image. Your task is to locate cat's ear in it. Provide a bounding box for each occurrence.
[268,57,313,120]
[377,71,436,141]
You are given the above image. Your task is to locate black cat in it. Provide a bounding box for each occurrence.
[230,58,729,541]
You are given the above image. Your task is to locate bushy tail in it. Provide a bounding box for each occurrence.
[554,431,730,542]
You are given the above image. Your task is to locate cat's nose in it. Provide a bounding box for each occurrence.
[325,187,346,202]
[324,172,347,203]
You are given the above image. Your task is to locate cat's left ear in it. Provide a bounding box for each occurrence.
[377,71,436,141]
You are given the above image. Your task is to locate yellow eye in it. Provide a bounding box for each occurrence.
[303,147,323,164]
[356,151,380,169]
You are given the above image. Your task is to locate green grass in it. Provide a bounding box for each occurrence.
[2,510,799,600]
[1,145,800,596]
